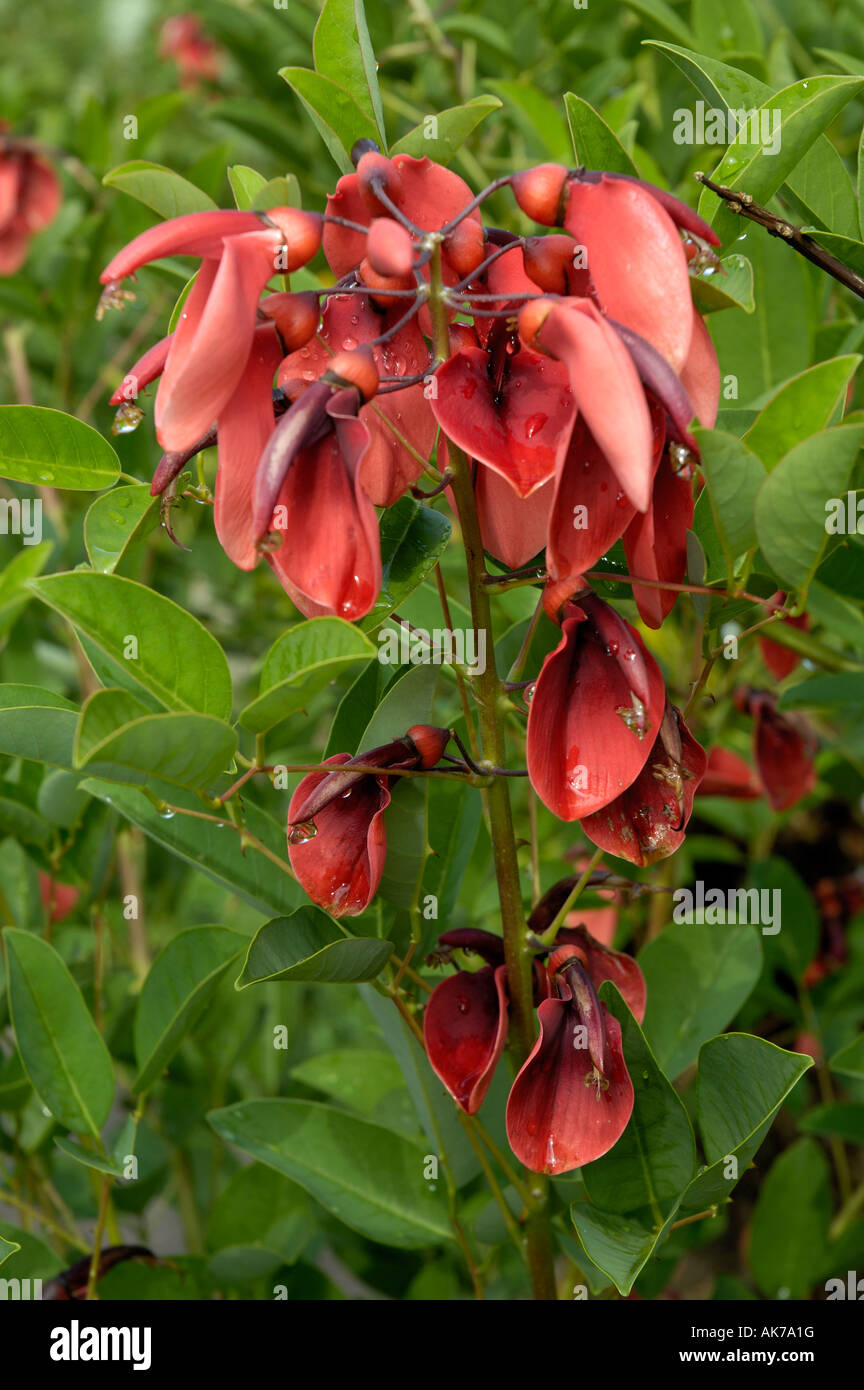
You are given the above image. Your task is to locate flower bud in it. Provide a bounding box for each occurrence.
[405,724,451,769]
[265,208,324,271]
[511,164,569,225]
[259,290,320,351]
[367,217,415,278]
[442,218,485,278]
[324,346,379,402]
[356,151,403,213]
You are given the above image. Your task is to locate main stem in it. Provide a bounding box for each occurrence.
[427,245,557,1300]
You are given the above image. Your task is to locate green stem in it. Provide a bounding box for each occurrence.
[428,243,557,1301]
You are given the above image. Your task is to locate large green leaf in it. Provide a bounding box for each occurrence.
[28,572,233,719]
[694,428,765,570]
[313,0,386,145]
[207,1163,314,1281]
[239,618,375,734]
[743,357,861,469]
[208,1098,453,1248]
[563,93,638,175]
[391,97,502,164]
[0,408,120,491]
[829,1034,864,1081]
[570,1200,685,1298]
[133,926,246,1094]
[689,253,755,315]
[0,686,78,770]
[84,486,159,574]
[582,984,696,1216]
[697,76,864,247]
[748,1138,832,1298]
[779,672,864,711]
[280,67,378,174]
[686,1034,812,1210]
[639,921,762,1079]
[75,688,236,790]
[4,929,114,1137]
[103,161,217,216]
[236,908,392,987]
[648,43,859,237]
[754,424,864,591]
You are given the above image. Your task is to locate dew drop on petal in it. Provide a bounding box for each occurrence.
[287,819,318,845]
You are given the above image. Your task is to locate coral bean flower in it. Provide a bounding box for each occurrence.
[423,929,511,1114]
[735,688,818,811]
[506,944,634,1174]
[0,146,61,274]
[697,747,762,800]
[527,593,666,820]
[580,703,707,865]
[287,726,450,916]
[99,206,323,452]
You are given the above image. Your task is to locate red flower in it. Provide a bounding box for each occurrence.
[735,688,818,811]
[287,726,450,915]
[697,747,762,800]
[506,945,634,1174]
[758,593,809,681]
[526,593,666,820]
[580,703,707,865]
[423,930,511,1114]
[0,147,61,274]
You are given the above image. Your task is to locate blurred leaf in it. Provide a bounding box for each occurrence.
[829,1033,864,1081]
[53,1137,124,1176]
[779,673,864,710]
[133,926,245,1094]
[391,96,502,164]
[0,408,119,491]
[29,572,233,720]
[207,1163,313,1282]
[103,161,217,216]
[0,543,53,641]
[799,1102,864,1144]
[749,1138,831,1298]
[237,908,392,987]
[4,928,114,1137]
[209,1098,454,1248]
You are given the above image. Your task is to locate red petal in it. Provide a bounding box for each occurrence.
[680,306,720,428]
[564,175,693,371]
[526,600,666,820]
[213,323,283,570]
[753,701,817,811]
[475,464,553,568]
[546,416,637,585]
[100,209,266,283]
[622,449,694,629]
[109,334,173,403]
[697,746,761,799]
[506,997,633,1174]
[19,157,61,234]
[287,755,390,916]
[424,965,509,1113]
[155,228,281,451]
[580,709,707,865]
[552,927,646,1024]
[433,346,573,498]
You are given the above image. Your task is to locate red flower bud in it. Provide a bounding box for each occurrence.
[366,217,415,278]
[264,207,324,271]
[356,151,403,213]
[259,290,320,351]
[510,163,569,225]
[442,217,486,278]
[405,724,451,769]
[324,346,379,402]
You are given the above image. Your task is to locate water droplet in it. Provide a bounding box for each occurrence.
[524,682,536,704]
[112,403,144,436]
[38,470,54,484]
[158,805,175,820]
[455,996,470,1014]
[288,819,318,845]
[342,335,357,350]
[524,412,548,440]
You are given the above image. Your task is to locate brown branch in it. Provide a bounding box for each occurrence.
[694,172,864,302]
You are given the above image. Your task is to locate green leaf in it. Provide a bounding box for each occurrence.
[698,76,864,247]
[53,1137,125,1177]
[360,498,451,632]
[103,161,217,217]
[133,926,245,1094]
[639,921,762,1079]
[280,67,378,174]
[251,175,301,211]
[486,83,570,161]
[687,1034,812,1210]
[582,984,696,1216]
[803,230,864,278]
[74,689,237,790]
[313,0,385,146]
[689,253,755,314]
[4,928,114,1137]
[0,542,53,641]
[0,781,52,846]
[623,0,694,45]
[563,93,639,175]
[0,407,120,491]
[290,1050,408,1119]
[227,164,266,209]
[570,1202,684,1297]
[749,1138,832,1298]
[779,672,864,710]
[208,1098,453,1248]
[743,356,861,469]
[692,0,763,56]
[28,572,233,719]
[236,908,392,987]
[754,424,864,591]
[828,1034,864,1081]
[0,694,78,770]
[391,97,502,164]
[648,44,860,237]
[81,780,300,919]
[694,428,765,567]
[799,1102,864,1144]
[207,1163,313,1281]
[0,1233,20,1267]
[84,486,159,573]
[239,618,376,734]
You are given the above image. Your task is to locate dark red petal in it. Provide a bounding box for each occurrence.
[553,926,646,1024]
[287,755,390,916]
[753,704,817,812]
[437,928,507,966]
[424,964,509,1113]
[526,600,666,820]
[697,746,762,799]
[506,997,633,1174]
[546,416,637,586]
[213,322,283,570]
[622,449,694,629]
[580,708,707,865]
